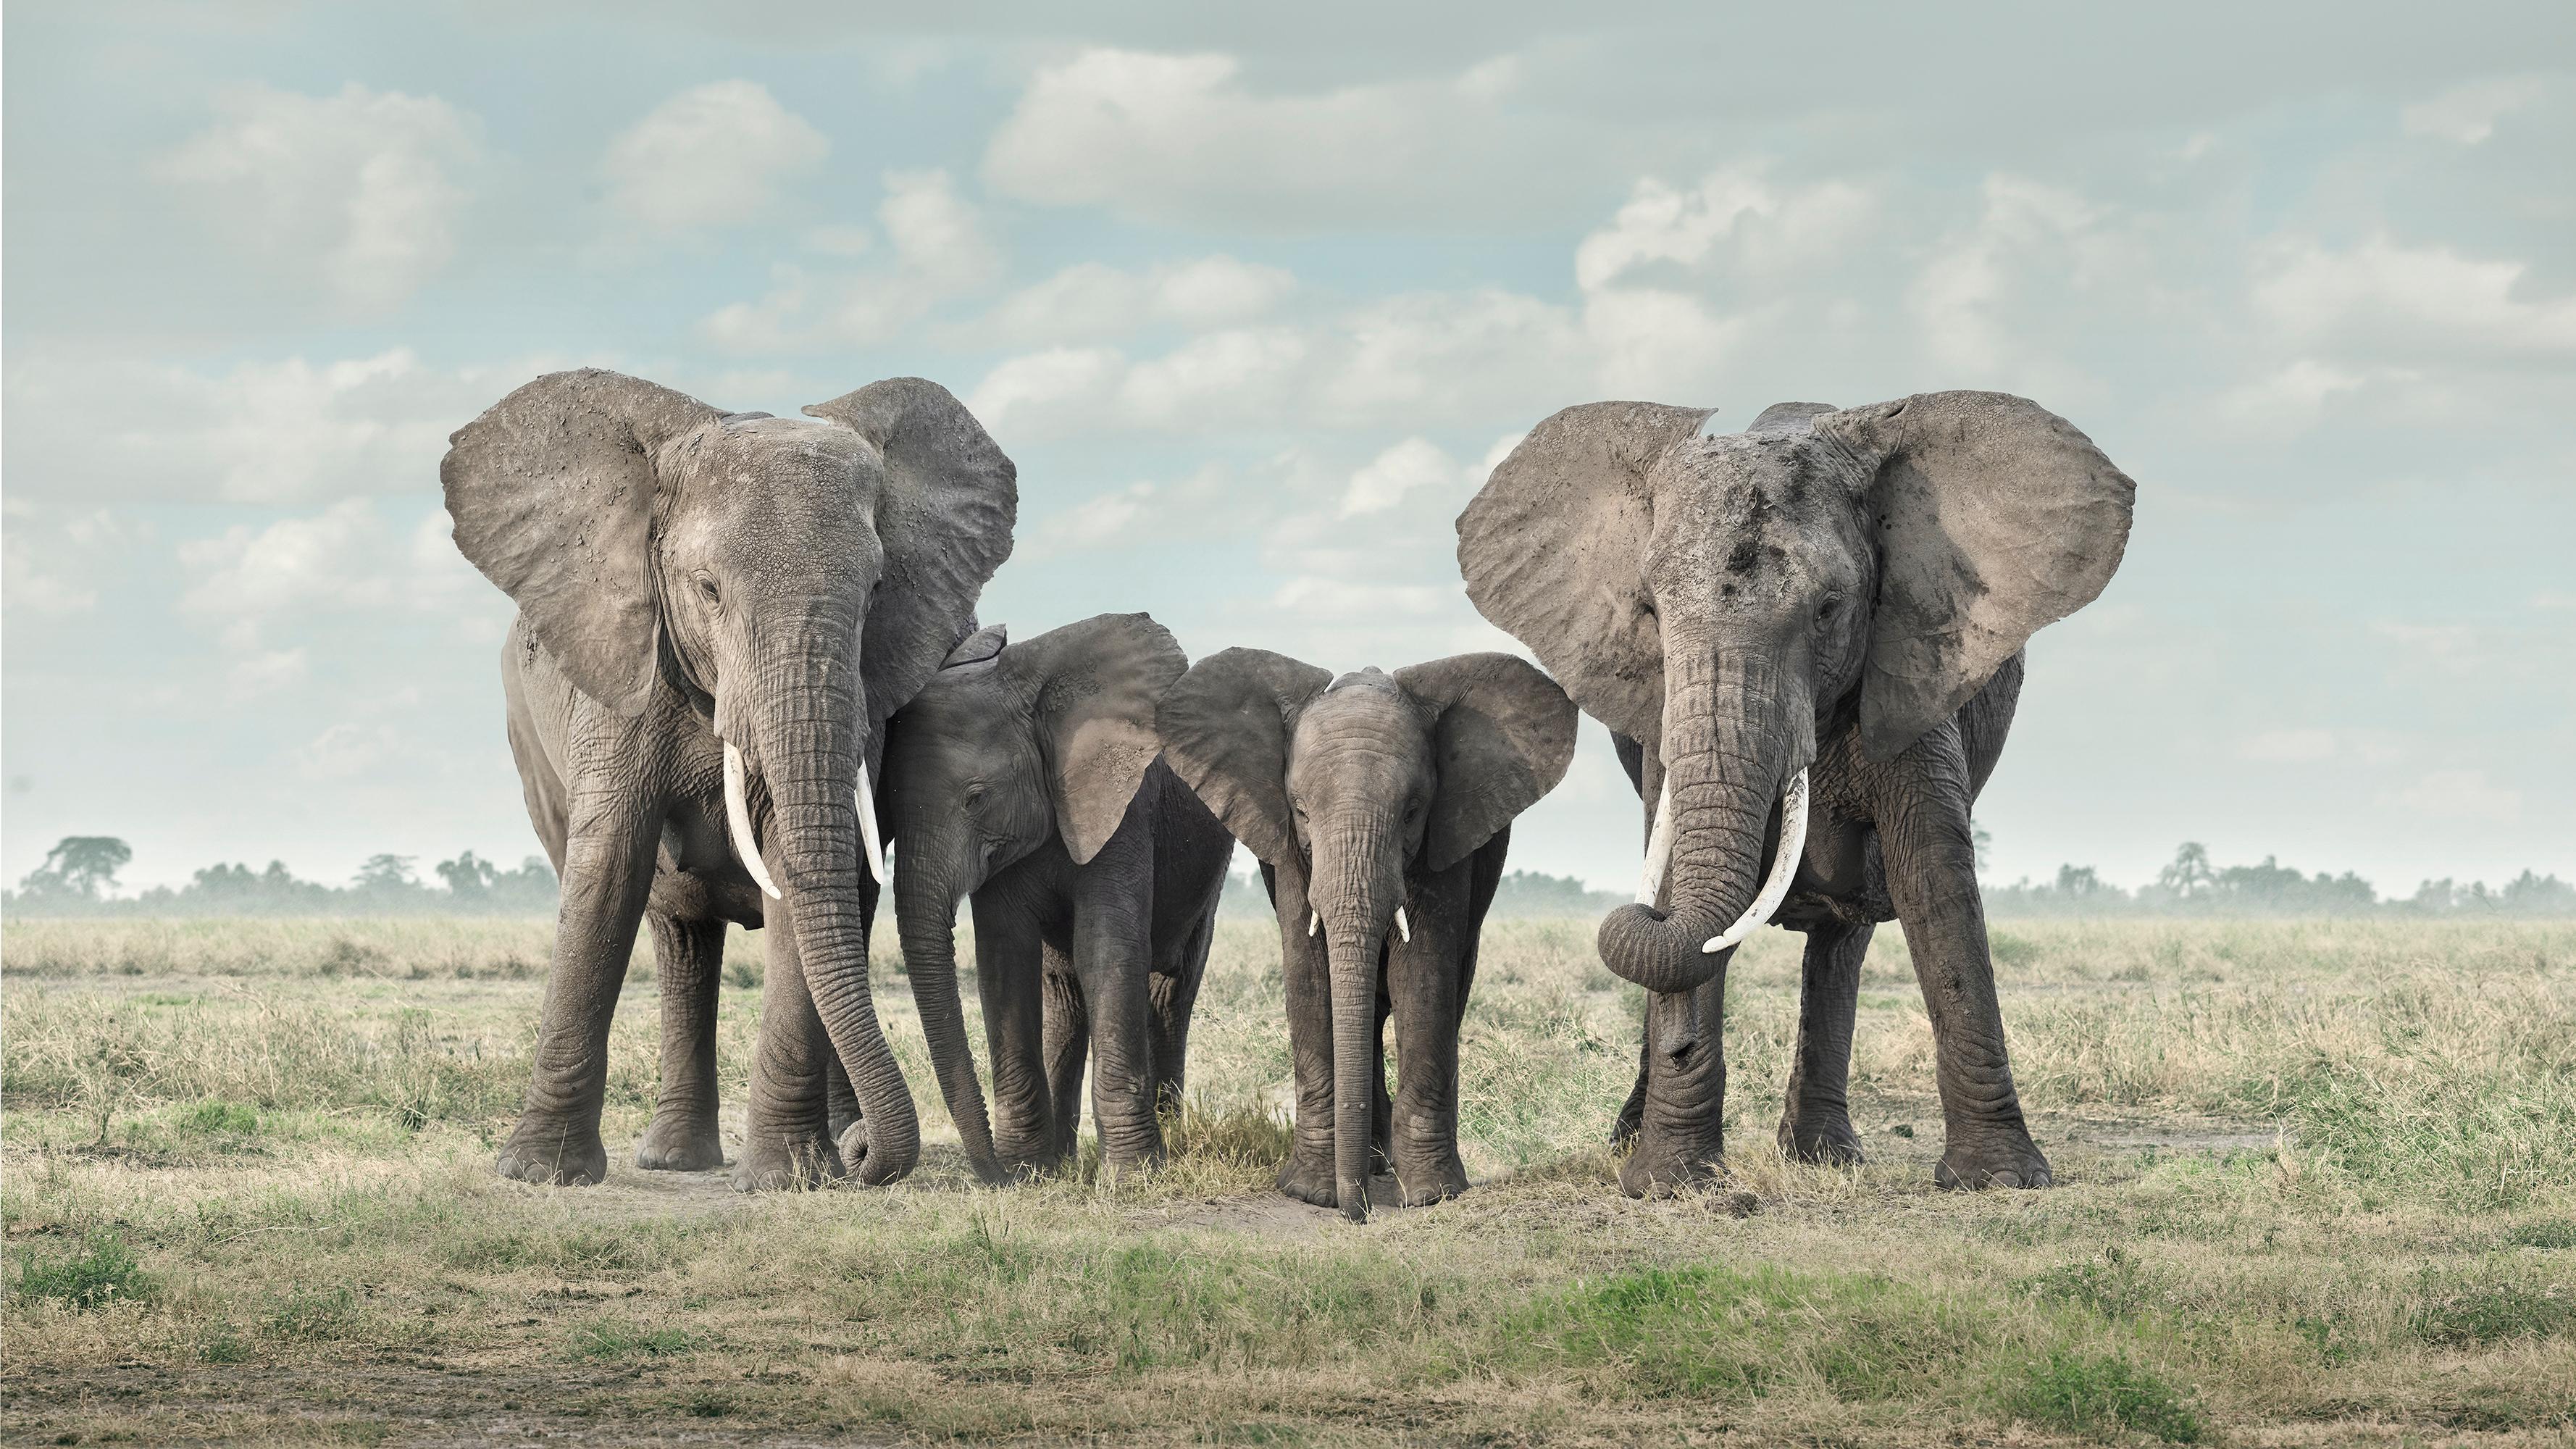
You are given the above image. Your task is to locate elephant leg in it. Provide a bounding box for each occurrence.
[735,894,840,1190]
[1268,860,1338,1207]
[823,1053,861,1148]
[1147,911,1213,1121]
[635,911,727,1172]
[1875,721,2049,1190]
[1074,882,1164,1176]
[973,894,1053,1174]
[496,791,657,1187]
[1611,1047,1649,1150]
[1619,973,1730,1198]
[1387,861,1471,1207]
[1778,922,1873,1166]
[1041,949,1088,1166]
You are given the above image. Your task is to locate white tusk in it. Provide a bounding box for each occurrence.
[1308,911,1319,937]
[1703,767,1808,953]
[1636,774,1675,906]
[1394,906,1410,943]
[855,760,888,886]
[724,743,782,901]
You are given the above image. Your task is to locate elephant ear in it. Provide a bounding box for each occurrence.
[1004,614,1187,865]
[1157,648,1334,866]
[441,369,721,716]
[1455,401,1716,743]
[1393,653,1578,872]
[805,379,1019,727]
[1812,391,2136,762]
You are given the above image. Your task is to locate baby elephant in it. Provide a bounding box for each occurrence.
[1161,651,1576,1219]
[882,613,1233,1182]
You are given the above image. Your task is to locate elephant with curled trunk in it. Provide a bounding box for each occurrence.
[1160,650,1576,1220]
[877,613,1233,1181]
[443,369,1014,1190]
[1458,392,2133,1196]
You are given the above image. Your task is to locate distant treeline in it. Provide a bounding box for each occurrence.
[1983,843,2576,918]
[6,834,2569,920]
[4,838,557,917]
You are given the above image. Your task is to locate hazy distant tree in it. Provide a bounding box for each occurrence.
[354,854,419,890]
[1972,821,1993,874]
[435,851,498,900]
[2157,842,2215,900]
[16,836,133,900]
[2054,864,2108,898]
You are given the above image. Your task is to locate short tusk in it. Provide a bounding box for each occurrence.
[1703,767,1808,953]
[1637,774,1675,907]
[724,743,782,901]
[1394,906,1410,943]
[1308,911,1319,938]
[855,759,888,886]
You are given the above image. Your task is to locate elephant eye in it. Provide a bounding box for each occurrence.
[1817,590,1844,620]
[696,576,721,604]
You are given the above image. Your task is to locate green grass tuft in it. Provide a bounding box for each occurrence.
[12,1230,149,1311]
[2004,1348,2204,1442]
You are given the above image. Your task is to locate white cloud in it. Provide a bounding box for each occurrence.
[1269,576,1452,622]
[3,348,524,504]
[601,80,828,231]
[2252,235,2576,362]
[156,83,479,312]
[702,171,998,353]
[982,48,1596,227]
[2385,768,2522,824]
[294,722,406,781]
[2401,77,2546,144]
[974,256,1295,345]
[1575,166,1874,292]
[226,649,311,701]
[969,286,1578,440]
[0,504,138,616]
[1337,433,1519,519]
[177,501,486,651]
[1908,175,2146,392]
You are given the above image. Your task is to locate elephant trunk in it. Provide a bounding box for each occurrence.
[752,623,920,1185]
[1597,649,1805,997]
[891,819,1006,1185]
[1313,811,1404,1222]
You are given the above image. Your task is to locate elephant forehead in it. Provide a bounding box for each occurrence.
[1290,684,1430,764]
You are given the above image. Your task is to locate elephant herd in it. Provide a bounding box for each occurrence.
[441,370,2134,1221]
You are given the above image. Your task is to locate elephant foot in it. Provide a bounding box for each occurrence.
[731,1133,842,1193]
[1100,1144,1168,1184]
[634,1110,725,1172]
[1777,1109,1865,1167]
[1618,1142,1725,1200]
[495,1116,607,1186]
[1933,1128,2052,1190]
[1276,1151,1339,1208]
[1393,1151,1469,1208]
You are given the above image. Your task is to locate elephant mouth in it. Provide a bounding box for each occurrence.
[1636,764,1810,953]
[721,739,891,902]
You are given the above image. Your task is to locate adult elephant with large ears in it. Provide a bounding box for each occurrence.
[1458,393,2133,1196]
[444,369,1014,1190]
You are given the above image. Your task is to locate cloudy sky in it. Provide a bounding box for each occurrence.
[5,1,2571,897]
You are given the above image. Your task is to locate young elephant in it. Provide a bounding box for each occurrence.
[1159,651,1576,1220]
[880,613,1234,1182]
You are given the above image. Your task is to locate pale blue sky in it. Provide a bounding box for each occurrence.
[5,1,2571,895]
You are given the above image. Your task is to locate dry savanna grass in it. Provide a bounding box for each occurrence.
[4,914,2572,1446]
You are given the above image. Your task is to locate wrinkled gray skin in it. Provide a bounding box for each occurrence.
[877,614,1233,1182]
[1458,393,2134,1197]
[1161,651,1577,1220]
[444,369,1014,1191]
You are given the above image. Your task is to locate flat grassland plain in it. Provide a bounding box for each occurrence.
[4,916,2571,1447]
